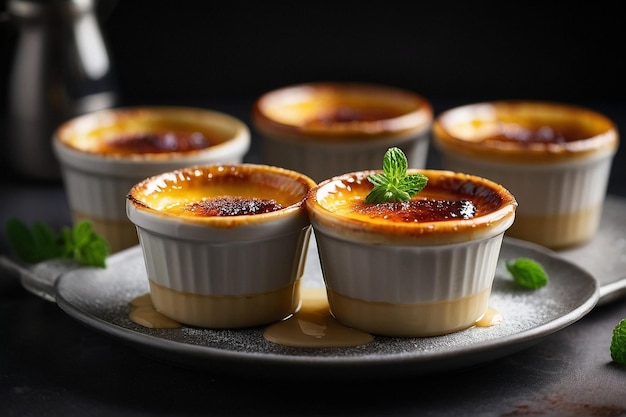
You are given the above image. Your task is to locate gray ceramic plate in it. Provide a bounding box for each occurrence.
[52,236,599,380]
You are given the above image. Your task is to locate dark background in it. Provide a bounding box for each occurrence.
[96,1,626,104]
[0,1,624,189]
[1,1,625,111]
[96,2,626,103]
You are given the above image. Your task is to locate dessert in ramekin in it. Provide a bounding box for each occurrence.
[53,106,250,253]
[126,164,316,329]
[432,100,619,249]
[305,169,517,337]
[252,82,433,182]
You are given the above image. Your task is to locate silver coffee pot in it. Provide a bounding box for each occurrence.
[4,0,118,180]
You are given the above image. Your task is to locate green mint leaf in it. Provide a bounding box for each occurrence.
[367,173,389,187]
[60,221,110,267]
[383,145,408,178]
[365,147,428,204]
[72,221,94,247]
[610,318,626,365]
[4,218,109,268]
[506,257,549,289]
[400,174,429,198]
[6,218,62,263]
[81,238,110,268]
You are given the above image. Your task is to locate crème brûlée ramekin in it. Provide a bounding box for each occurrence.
[252,82,433,182]
[432,100,619,249]
[126,164,316,329]
[305,169,517,337]
[53,106,251,253]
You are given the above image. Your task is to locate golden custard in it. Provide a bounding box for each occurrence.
[127,288,503,346]
[433,100,618,164]
[147,279,302,329]
[128,164,312,225]
[306,169,517,245]
[56,106,240,157]
[253,82,432,141]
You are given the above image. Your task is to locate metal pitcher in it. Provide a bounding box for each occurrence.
[5,0,118,180]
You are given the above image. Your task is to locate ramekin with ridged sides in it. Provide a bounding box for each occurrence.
[305,169,517,337]
[126,164,316,329]
[53,106,251,253]
[432,100,619,249]
[253,82,433,183]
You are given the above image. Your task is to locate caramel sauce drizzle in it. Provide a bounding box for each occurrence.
[128,289,502,347]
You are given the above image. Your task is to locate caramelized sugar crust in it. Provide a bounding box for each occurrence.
[128,164,315,224]
[56,107,236,157]
[306,169,517,244]
[433,101,618,163]
[352,198,477,222]
[98,131,216,156]
[253,82,433,140]
[185,196,282,216]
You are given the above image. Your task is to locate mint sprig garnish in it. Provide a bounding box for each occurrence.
[5,217,110,268]
[506,257,549,289]
[610,318,626,365]
[365,147,428,204]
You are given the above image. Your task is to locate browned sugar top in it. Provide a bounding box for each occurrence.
[304,106,407,126]
[99,131,217,155]
[352,199,477,222]
[317,173,505,224]
[128,165,315,221]
[483,124,588,145]
[432,101,618,163]
[184,196,283,217]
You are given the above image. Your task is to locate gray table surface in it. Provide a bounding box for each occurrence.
[2,99,626,417]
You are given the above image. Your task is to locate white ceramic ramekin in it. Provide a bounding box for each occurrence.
[433,100,619,249]
[252,82,433,182]
[305,169,517,337]
[126,164,316,329]
[53,106,250,253]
